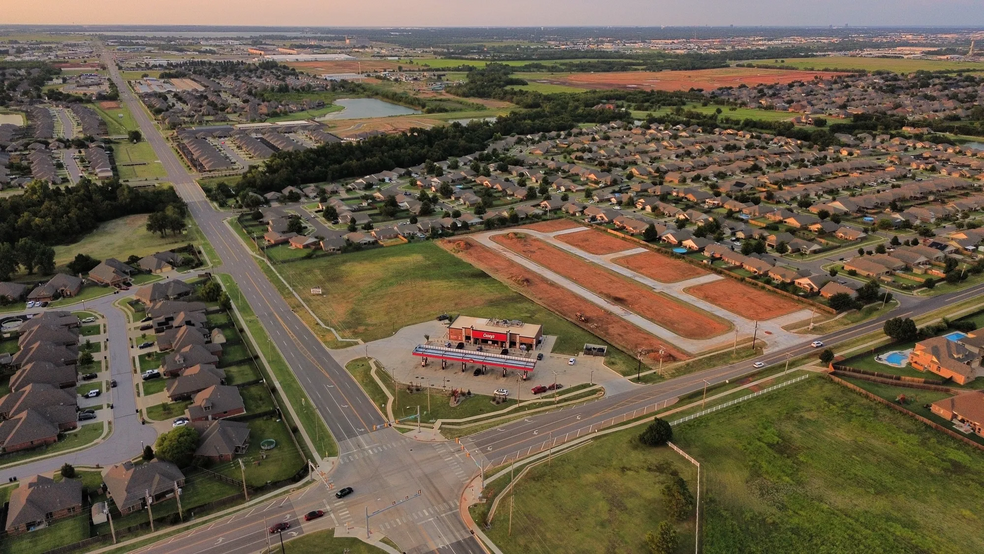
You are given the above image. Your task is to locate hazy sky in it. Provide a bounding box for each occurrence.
[8,0,984,27]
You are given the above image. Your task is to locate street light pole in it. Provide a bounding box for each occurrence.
[701,379,709,410]
[784,353,791,374]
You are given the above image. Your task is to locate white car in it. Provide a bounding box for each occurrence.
[568,357,576,365]
[493,388,510,397]
[26,301,35,308]
[753,361,765,369]
[81,317,96,324]
[172,417,190,427]
[811,340,824,348]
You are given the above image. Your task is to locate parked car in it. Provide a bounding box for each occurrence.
[81,373,98,381]
[335,487,354,499]
[39,301,48,307]
[494,388,510,397]
[304,510,324,521]
[473,368,482,376]
[79,409,95,416]
[78,412,97,421]
[269,522,290,534]
[753,361,766,369]
[138,341,154,349]
[547,383,563,391]
[110,379,117,388]
[568,358,576,365]
[83,389,100,398]
[456,342,465,349]
[536,353,543,361]
[172,417,190,427]
[531,385,548,395]
[436,314,450,322]
[811,340,824,348]
[26,301,35,308]
[142,370,161,381]
[500,349,509,355]
[81,317,96,324]
[139,324,153,331]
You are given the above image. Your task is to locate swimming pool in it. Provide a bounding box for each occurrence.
[884,352,909,365]
[672,247,688,254]
[944,331,968,342]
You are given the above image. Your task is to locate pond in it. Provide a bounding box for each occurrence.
[319,98,421,121]
[963,142,984,151]
[0,113,24,126]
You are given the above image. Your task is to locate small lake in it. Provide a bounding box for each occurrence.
[0,113,24,126]
[319,98,421,121]
[963,142,984,151]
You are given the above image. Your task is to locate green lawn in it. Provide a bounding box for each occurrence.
[223,363,261,385]
[264,244,320,263]
[632,103,802,123]
[0,483,14,505]
[139,352,162,371]
[215,417,305,487]
[206,312,232,327]
[508,82,588,94]
[0,338,18,355]
[106,474,240,530]
[141,377,168,396]
[219,342,251,365]
[0,423,105,468]
[267,104,344,123]
[261,529,386,554]
[751,56,984,73]
[52,214,196,268]
[239,383,276,414]
[80,323,102,336]
[113,140,167,180]
[89,101,140,134]
[0,514,90,554]
[216,275,337,459]
[145,400,191,421]
[49,285,115,308]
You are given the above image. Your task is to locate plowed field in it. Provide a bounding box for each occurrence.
[555,229,636,255]
[613,251,709,283]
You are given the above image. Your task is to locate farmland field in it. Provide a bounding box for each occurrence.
[751,56,984,73]
[480,377,984,554]
[684,279,804,321]
[613,250,709,283]
[554,228,636,255]
[545,67,845,91]
[442,238,687,363]
[491,232,732,340]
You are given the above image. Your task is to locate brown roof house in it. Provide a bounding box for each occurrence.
[910,336,981,385]
[0,410,60,453]
[27,274,82,302]
[931,390,984,437]
[166,364,226,401]
[103,461,185,515]
[0,383,78,430]
[162,344,220,377]
[138,251,182,273]
[88,259,135,287]
[134,280,193,305]
[186,385,245,422]
[4,475,82,534]
[0,281,28,303]
[9,361,77,392]
[194,420,251,462]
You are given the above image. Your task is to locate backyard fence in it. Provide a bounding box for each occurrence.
[829,370,958,393]
[831,364,946,385]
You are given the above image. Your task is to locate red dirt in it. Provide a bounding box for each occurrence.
[552,68,847,92]
[441,238,688,362]
[285,60,420,74]
[554,229,636,255]
[684,279,803,321]
[613,251,709,284]
[519,219,584,233]
[492,233,731,340]
[98,101,120,109]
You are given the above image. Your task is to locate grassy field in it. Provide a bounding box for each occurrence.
[482,377,984,553]
[508,82,588,94]
[261,529,386,554]
[267,104,344,122]
[113,140,166,180]
[215,416,306,487]
[0,423,105,469]
[750,57,984,73]
[146,400,192,421]
[52,214,193,268]
[89,102,140,134]
[141,377,168,396]
[0,514,90,554]
[415,58,610,69]
[631,103,802,122]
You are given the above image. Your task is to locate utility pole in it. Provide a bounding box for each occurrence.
[174,483,183,521]
[701,379,709,410]
[882,291,889,309]
[658,347,666,377]
[265,516,272,552]
[784,353,791,374]
[278,529,286,554]
[240,458,250,501]
[508,494,515,536]
[733,326,739,355]
[105,506,117,544]
[750,320,759,351]
[145,490,154,533]
[695,461,701,554]
[417,405,420,432]
[809,307,816,332]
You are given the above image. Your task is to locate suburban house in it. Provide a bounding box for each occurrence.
[103,461,186,515]
[910,336,981,385]
[156,325,221,356]
[166,364,226,401]
[194,420,251,462]
[134,281,193,304]
[9,361,77,392]
[27,274,83,302]
[0,410,60,453]
[162,344,220,377]
[931,390,984,437]
[819,281,856,299]
[4,475,83,534]
[0,383,78,430]
[186,385,246,422]
[843,257,893,278]
[87,259,136,287]
[139,251,182,273]
[0,282,28,302]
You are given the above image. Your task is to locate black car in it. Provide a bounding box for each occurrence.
[536,353,544,361]
[138,341,154,349]
[436,314,450,322]
[456,342,465,349]
[79,408,95,416]
[335,486,354,498]
[500,349,509,356]
[110,379,117,388]
[473,367,482,376]
[81,373,98,381]
[139,323,153,331]
[78,412,97,421]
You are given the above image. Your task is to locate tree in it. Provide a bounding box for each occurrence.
[154,426,200,468]
[890,235,901,246]
[0,242,17,281]
[643,224,658,242]
[884,317,917,342]
[775,241,789,254]
[639,417,672,446]
[199,279,223,302]
[68,253,100,275]
[218,292,232,311]
[15,238,47,275]
[286,217,304,235]
[817,209,830,221]
[322,205,339,222]
[855,281,881,305]
[60,463,76,479]
[78,350,94,367]
[646,521,679,554]
[662,476,694,521]
[828,292,855,312]
[127,130,142,143]
[142,445,155,461]
[819,348,835,365]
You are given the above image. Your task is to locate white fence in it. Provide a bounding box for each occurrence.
[669,374,810,426]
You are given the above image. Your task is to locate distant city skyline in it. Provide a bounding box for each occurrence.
[8,0,984,28]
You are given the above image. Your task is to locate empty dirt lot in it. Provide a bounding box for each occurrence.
[492,233,731,340]
[684,279,803,321]
[551,68,845,92]
[442,238,687,362]
[520,219,584,233]
[555,228,636,255]
[613,250,709,283]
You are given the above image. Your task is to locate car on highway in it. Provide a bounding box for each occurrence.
[81,317,96,324]
[335,487,354,499]
[531,385,548,395]
[78,412,97,421]
[753,361,765,369]
[138,341,154,349]
[172,417,190,427]
[456,342,465,349]
[269,522,290,534]
[83,389,101,398]
[304,510,324,521]
[568,357,576,365]
[811,340,824,348]
[142,369,161,381]
[80,373,98,381]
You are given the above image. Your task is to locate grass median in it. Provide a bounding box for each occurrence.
[216,274,336,459]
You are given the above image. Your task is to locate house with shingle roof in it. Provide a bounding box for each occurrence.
[0,410,60,453]
[138,251,182,273]
[931,390,984,437]
[911,336,981,385]
[103,461,185,515]
[166,364,226,401]
[194,420,251,462]
[27,274,82,302]
[9,361,77,392]
[134,281,193,305]
[0,282,28,302]
[162,344,220,377]
[4,475,82,533]
[0,383,77,430]
[187,385,246,422]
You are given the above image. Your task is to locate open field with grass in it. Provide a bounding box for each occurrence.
[90,101,140,134]
[261,529,386,554]
[750,56,984,73]
[214,416,305,487]
[508,82,588,94]
[113,140,166,180]
[631,103,804,122]
[52,214,193,268]
[414,58,611,69]
[482,376,984,554]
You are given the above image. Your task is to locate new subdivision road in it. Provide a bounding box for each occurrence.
[104,47,984,553]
